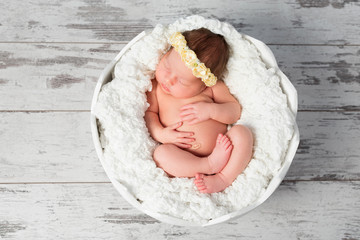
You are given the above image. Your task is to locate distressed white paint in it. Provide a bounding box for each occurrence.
[0,112,359,182]
[0,0,359,44]
[0,43,124,110]
[0,44,359,111]
[0,0,359,238]
[0,182,359,239]
[0,112,107,182]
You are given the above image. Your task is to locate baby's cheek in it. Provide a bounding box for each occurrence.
[155,69,162,81]
[156,69,167,82]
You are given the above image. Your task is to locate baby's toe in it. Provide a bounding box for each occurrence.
[197,183,207,191]
[216,134,223,143]
[200,188,210,193]
[226,144,233,151]
[194,178,203,186]
[195,173,204,180]
[223,139,230,147]
[194,180,203,186]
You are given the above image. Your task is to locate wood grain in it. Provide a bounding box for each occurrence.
[0,0,359,238]
[0,182,359,239]
[0,0,359,44]
[0,112,107,183]
[0,43,123,111]
[0,44,359,111]
[0,111,359,183]
[287,111,360,181]
[271,45,360,111]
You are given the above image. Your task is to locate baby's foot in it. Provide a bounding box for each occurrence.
[194,173,230,194]
[207,134,233,174]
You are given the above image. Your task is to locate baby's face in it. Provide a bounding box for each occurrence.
[155,48,206,98]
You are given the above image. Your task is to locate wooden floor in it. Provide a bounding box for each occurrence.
[1,1,359,239]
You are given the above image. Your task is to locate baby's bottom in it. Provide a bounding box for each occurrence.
[153,125,253,193]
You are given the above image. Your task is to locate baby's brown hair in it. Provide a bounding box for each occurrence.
[182,28,230,80]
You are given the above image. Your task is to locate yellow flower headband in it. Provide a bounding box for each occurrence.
[169,32,217,87]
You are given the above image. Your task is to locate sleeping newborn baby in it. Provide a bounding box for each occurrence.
[145,28,253,193]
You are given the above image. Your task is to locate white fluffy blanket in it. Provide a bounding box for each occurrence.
[94,15,295,224]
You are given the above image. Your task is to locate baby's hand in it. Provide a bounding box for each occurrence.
[180,102,212,125]
[159,121,195,148]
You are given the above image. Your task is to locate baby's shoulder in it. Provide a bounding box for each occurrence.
[150,78,158,90]
[212,80,227,89]
[146,79,159,109]
[210,80,238,103]
[211,80,230,95]
[147,79,159,96]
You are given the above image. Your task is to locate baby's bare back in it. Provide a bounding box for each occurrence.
[156,86,227,157]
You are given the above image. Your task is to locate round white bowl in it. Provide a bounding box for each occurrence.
[90,30,300,226]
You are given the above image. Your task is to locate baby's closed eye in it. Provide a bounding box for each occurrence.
[179,79,190,86]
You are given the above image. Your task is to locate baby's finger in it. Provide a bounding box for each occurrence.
[174,142,192,148]
[177,137,195,143]
[177,131,194,138]
[170,121,183,130]
[188,118,200,125]
[179,108,194,117]
[180,104,194,111]
[181,114,196,122]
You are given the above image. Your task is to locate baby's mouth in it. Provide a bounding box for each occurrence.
[161,83,170,92]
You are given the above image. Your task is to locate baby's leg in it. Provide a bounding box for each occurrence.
[195,125,253,193]
[153,134,233,178]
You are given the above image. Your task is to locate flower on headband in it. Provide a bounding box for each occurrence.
[193,63,208,77]
[180,49,197,66]
[168,32,218,87]
[169,32,187,51]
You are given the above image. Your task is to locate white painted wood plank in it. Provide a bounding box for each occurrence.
[0,112,108,182]
[0,1,357,238]
[271,45,360,111]
[0,181,359,239]
[287,111,360,181]
[0,0,359,44]
[0,43,123,111]
[0,44,359,111]
[0,111,359,183]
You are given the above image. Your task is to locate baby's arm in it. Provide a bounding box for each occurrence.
[145,80,195,148]
[180,81,241,125]
[209,81,242,124]
[144,80,162,139]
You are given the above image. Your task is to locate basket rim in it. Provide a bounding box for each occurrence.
[90,29,300,226]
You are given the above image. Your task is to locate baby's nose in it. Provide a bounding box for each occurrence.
[167,76,177,86]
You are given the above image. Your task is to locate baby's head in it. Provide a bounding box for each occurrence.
[182,28,230,82]
[156,28,230,98]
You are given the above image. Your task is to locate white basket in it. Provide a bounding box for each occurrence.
[90,30,300,226]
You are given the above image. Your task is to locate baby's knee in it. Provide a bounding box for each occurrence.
[153,144,176,163]
[227,125,253,145]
